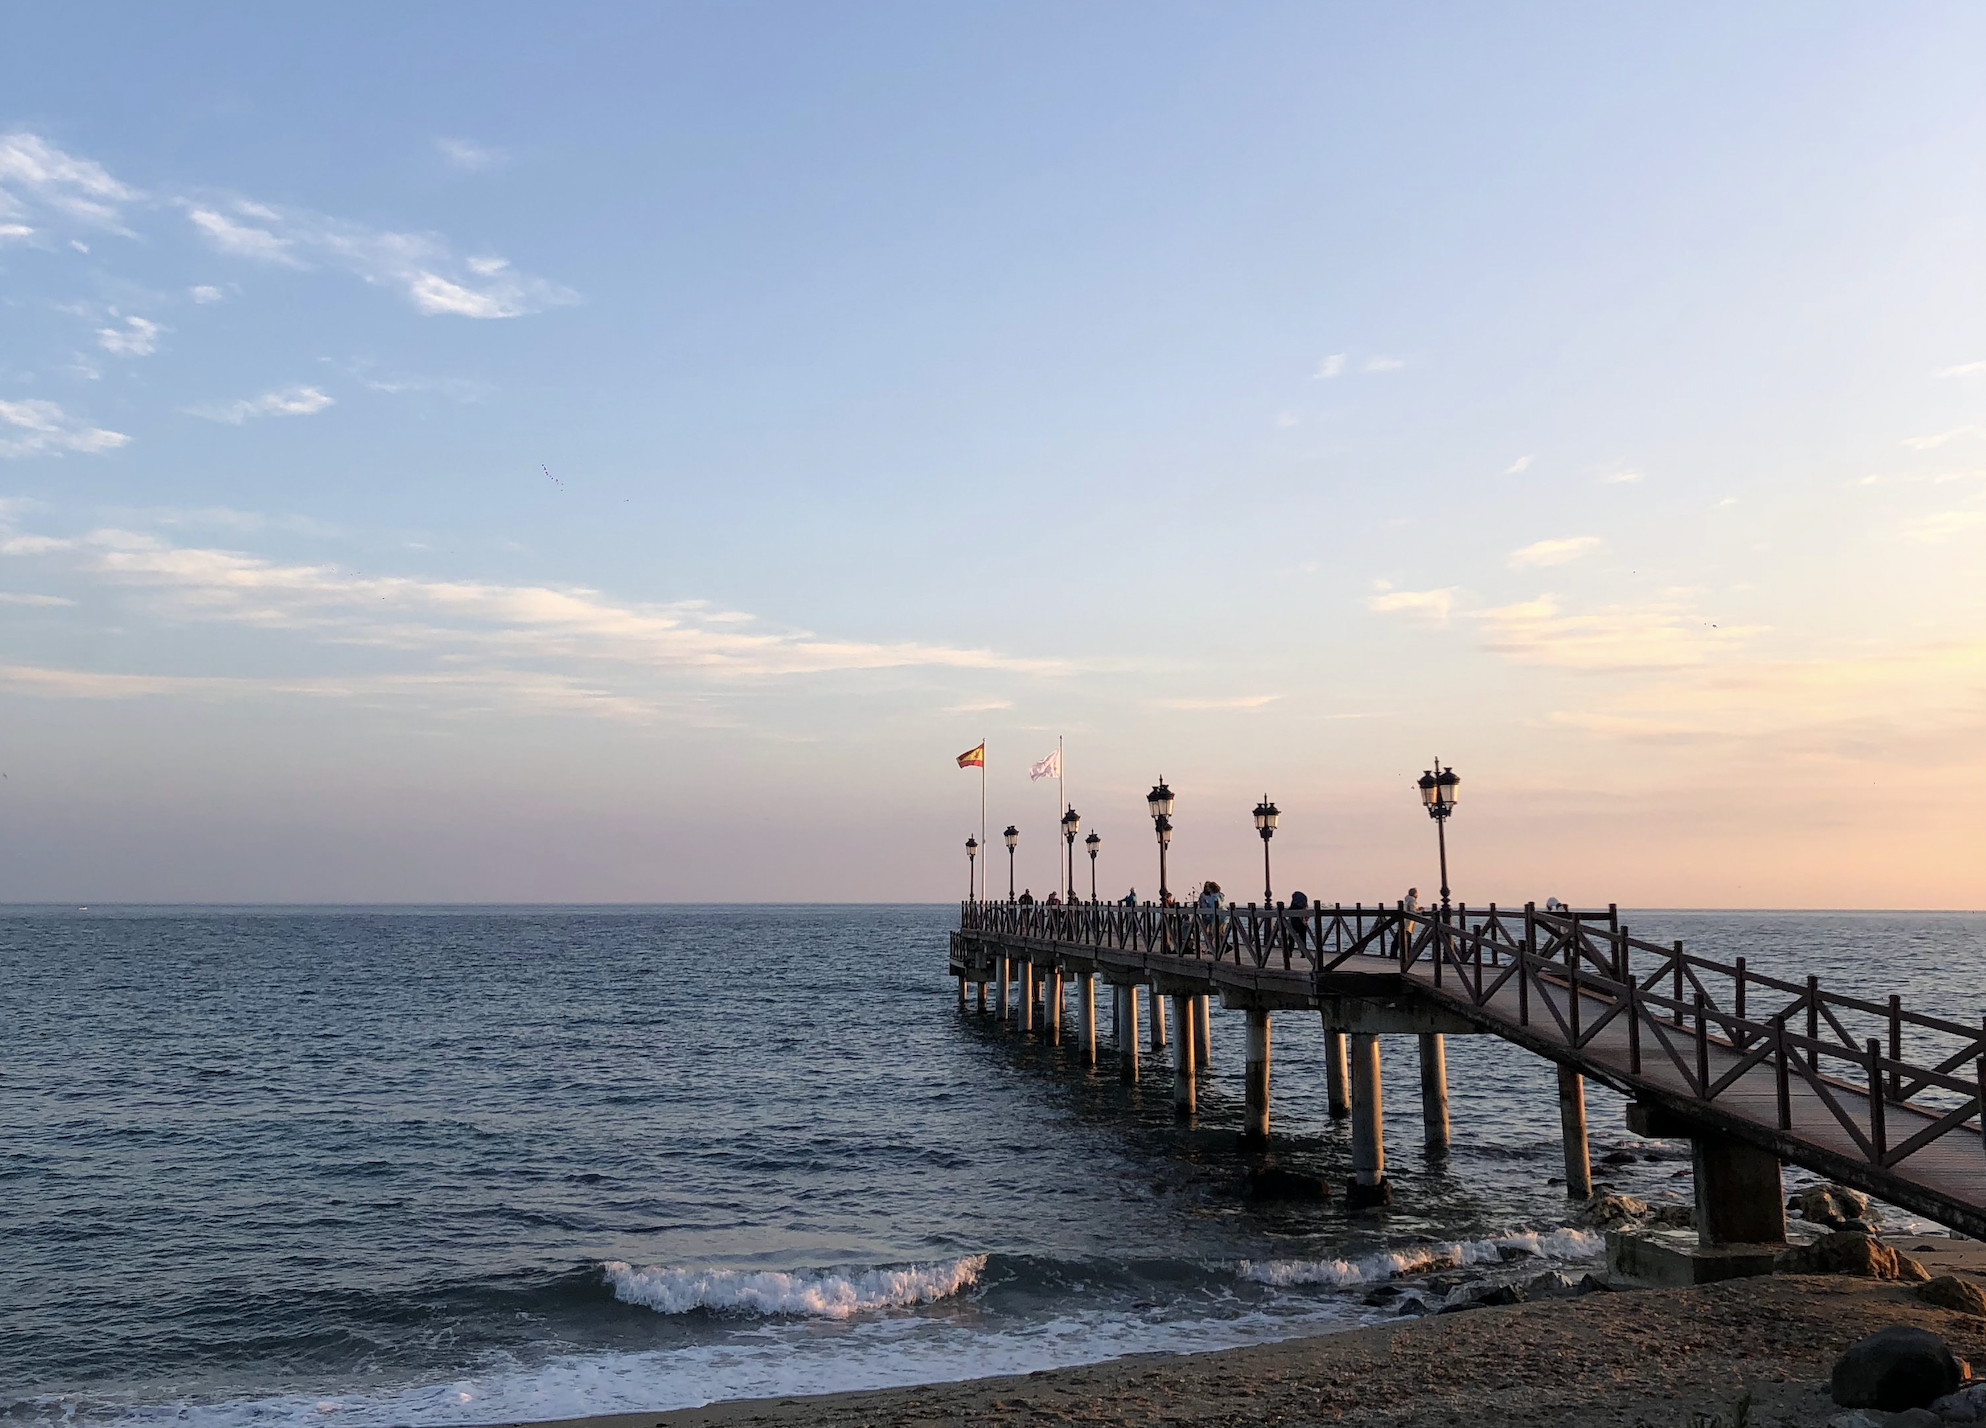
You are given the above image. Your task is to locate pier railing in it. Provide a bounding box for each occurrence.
[959,898,1986,1177]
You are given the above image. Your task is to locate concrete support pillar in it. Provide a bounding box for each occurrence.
[1119,986,1141,1084]
[1151,988,1168,1050]
[976,980,987,1014]
[996,956,1009,1021]
[1324,1028,1350,1118]
[1243,1009,1271,1146]
[1346,1032,1391,1206]
[1692,1134,1786,1246]
[1172,992,1197,1118]
[1047,968,1063,1043]
[957,976,967,1010]
[1418,1032,1450,1152]
[1019,961,1035,1034]
[1079,975,1097,1067]
[1557,1065,1592,1200]
[1195,995,1212,1069]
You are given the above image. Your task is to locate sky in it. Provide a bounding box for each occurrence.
[1,3,1982,906]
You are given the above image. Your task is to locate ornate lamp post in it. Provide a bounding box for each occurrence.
[1415,759,1461,916]
[1085,829,1100,901]
[965,836,978,902]
[1003,825,1019,900]
[1060,806,1081,902]
[1252,795,1279,904]
[1146,779,1175,902]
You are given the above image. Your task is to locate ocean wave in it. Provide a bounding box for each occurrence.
[602,1254,988,1319]
[1236,1226,1601,1288]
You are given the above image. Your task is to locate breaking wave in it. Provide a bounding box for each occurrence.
[1237,1226,1601,1288]
[603,1254,988,1318]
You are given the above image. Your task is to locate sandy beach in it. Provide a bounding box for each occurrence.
[500,1239,1986,1428]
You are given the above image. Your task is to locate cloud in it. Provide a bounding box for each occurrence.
[183,386,335,425]
[1508,535,1603,569]
[1313,354,1344,380]
[1364,356,1405,372]
[1471,594,1761,670]
[1904,426,1985,451]
[188,285,225,304]
[1898,509,1986,543]
[0,398,130,458]
[1275,410,1298,429]
[0,592,72,606]
[943,698,1013,713]
[0,527,1062,698]
[182,197,576,318]
[1935,361,1986,378]
[1603,470,1645,484]
[0,130,141,239]
[97,315,163,357]
[1156,694,1280,710]
[1364,587,1456,622]
[1505,455,1533,474]
[436,137,508,173]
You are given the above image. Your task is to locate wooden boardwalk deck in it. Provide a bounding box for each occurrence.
[952,900,1986,1237]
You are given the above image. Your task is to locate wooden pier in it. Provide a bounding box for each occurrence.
[949,900,1986,1247]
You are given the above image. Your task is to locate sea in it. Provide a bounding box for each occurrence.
[4,905,1983,1425]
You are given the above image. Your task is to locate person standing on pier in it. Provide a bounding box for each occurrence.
[1404,887,1419,913]
[1121,888,1137,906]
[1288,889,1309,948]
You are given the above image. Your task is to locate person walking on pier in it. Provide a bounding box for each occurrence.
[1404,887,1419,913]
[1288,888,1309,948]
[1019,888,1034,905]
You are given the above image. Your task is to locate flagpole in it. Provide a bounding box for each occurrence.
[980,737,987,903]
[1058,734,1066,901]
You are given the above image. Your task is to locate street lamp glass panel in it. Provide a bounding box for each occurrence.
[965,837,977,853]
[1061,808,1080,840]
[1436,768,1460,807]
[1146,781,1174,820]
[1418,770,1438,805]
[1003,825,1019,849]
[1253,797,1279,833]
[1155,815,1173,846]
[1085,831,1100,853]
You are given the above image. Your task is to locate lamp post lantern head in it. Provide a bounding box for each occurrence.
[1147,779,1174,822]
[965,836,978,854]
[1154,813,1173,846]
[1085,829,1100,857]
[1419,761,1460,819]
[1060,806,1081,842]
[1436,766,1459,808]
[1252,795,1280,840]
[1003,825,1019,850]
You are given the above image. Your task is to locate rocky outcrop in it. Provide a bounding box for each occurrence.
[1915,1274,1986,1317]
[1576,1193,1648,1229]
[1829,1325,1963,1410]
[1794,1183,1878,1229]
[1776,1231,1931,1282]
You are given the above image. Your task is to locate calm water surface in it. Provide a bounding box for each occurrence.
[2,906,1982,1424]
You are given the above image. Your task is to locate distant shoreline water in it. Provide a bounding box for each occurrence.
[4,906,1981,1426]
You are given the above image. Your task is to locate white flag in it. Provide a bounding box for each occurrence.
[1029,749,1061,781]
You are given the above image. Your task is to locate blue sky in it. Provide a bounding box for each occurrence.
[2,4,1983,903]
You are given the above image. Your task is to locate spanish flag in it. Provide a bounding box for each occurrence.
[956,742,986,769]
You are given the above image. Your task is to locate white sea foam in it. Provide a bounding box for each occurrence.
[1237,1226,1602,1288]
[602,1254,988,1318]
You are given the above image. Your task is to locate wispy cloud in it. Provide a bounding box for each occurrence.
[0,592,72,606]
[943,698,1013,713]
[1903,425,1986,451]
[1157,694,1280,711]
[1505,455,1533,474]
[436,137,508,173]
[1364,356,1405,372]
[1602,470,1644,485]
[1897,509,1986,543]
[0,528,1061,707]
[183,385,334,425]
[1364,587,1456,622]
[1508,535,1603,569]
[0,398,130,458]
[1471,594,1760,670]
[181,196,576,318]
[189,284,226,304]
[97,314,163,357]
[1935,360,1986,378]
[1274,410,1298,429]
[1313,354,1344,380]
[0,130,140,240]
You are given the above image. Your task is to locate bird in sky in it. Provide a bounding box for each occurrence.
[543,464,563,489]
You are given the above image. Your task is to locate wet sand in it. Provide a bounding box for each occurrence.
[500,1239,1986,1428]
